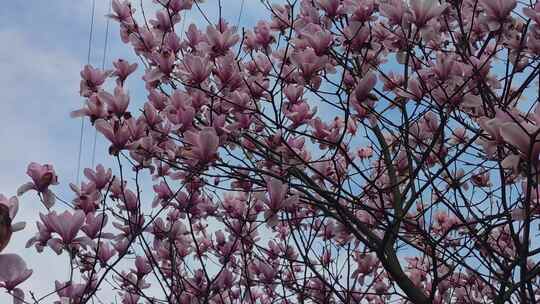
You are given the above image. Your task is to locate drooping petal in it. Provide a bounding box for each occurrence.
[0,254,32,289]
[16,182,34,196]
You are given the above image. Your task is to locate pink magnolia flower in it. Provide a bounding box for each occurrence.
[166,103,196,132]
[25,214,53,253]
[167,0,193,12]
[150,10,179,33]
[345,0,377,22]
[471,170,492,188]
[152,181,174,208]
[95,119,132,154]
[284,102,317,128]
[215,269,235,289]
[98,86,130,117]
[256,260,277,284]
[205,20,239,55]
[70,94,108,122]
[310,117,332,143]
[250,21,275,50]
[177,54,212,85]
[284,85,305,104]
[142,102,162,127]
[480,0,517,31]
[213,55,243,91]
[353,73,377,103]
[478,110,517,140]
[108,0,134,23]
[183,127,220,165]
[396,78,425,101]
[82,213,113,240]
[148,90,167,111]
[149,51,176,80]
[130,28,158,55]
[84,164,113,190]
[409,0,448,28]
[184,23,206,49]
[343,21,370,51]
[290,47,328,81]
[0,254,32,293]
[69,182,100,213]
[380,0,408,26]
[451,127,469,145]
[46,210,88,253]
[21,163,58,193]
[264,177,298,226]
[80,65,110,97]
[352,252,379,279]
[133,256,152,275]
[164,32,182,53]
[300,24,333,56]
[17,162,58,209]
[112,59,137,84]
[270,4,291,31]
[527,32,540,54]
[55,280,89,304]
[94,241,116,265]
[119,189,139,211]
[317,0,345,17]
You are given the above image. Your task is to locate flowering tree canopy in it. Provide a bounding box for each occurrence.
[5,0,540,303]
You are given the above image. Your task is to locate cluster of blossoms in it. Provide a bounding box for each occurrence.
[8,0,540,303]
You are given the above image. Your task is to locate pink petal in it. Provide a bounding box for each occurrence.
[0,254,31,286]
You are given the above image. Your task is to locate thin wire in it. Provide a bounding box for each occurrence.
[237,0,245,27]
[77,0,96,185]
[91,0,112,168]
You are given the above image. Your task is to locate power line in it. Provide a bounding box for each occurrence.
[77,0,96,185]
[91,0,112,169]
[237,0,245,27]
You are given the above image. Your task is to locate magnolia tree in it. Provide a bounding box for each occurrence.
[5,0,540,302]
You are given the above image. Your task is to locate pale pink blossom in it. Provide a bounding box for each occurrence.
[80,65,110,97]
[177,54,212,85]
[45,210,88,253]
[108,0,134,23]
[480,0,517,31]
[112,59,137,84]
[70,94,108,122]
[409,0,448,27]
[83,164,113,190]
[183,127,220,165]
[317,0,345,17]
[0,254,32,291]
[17,163,58,209]
[95,119,132,154]
[98,86,130,117]
[205,20,239,55]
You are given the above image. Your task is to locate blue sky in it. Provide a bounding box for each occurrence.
[0,0,271,301]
